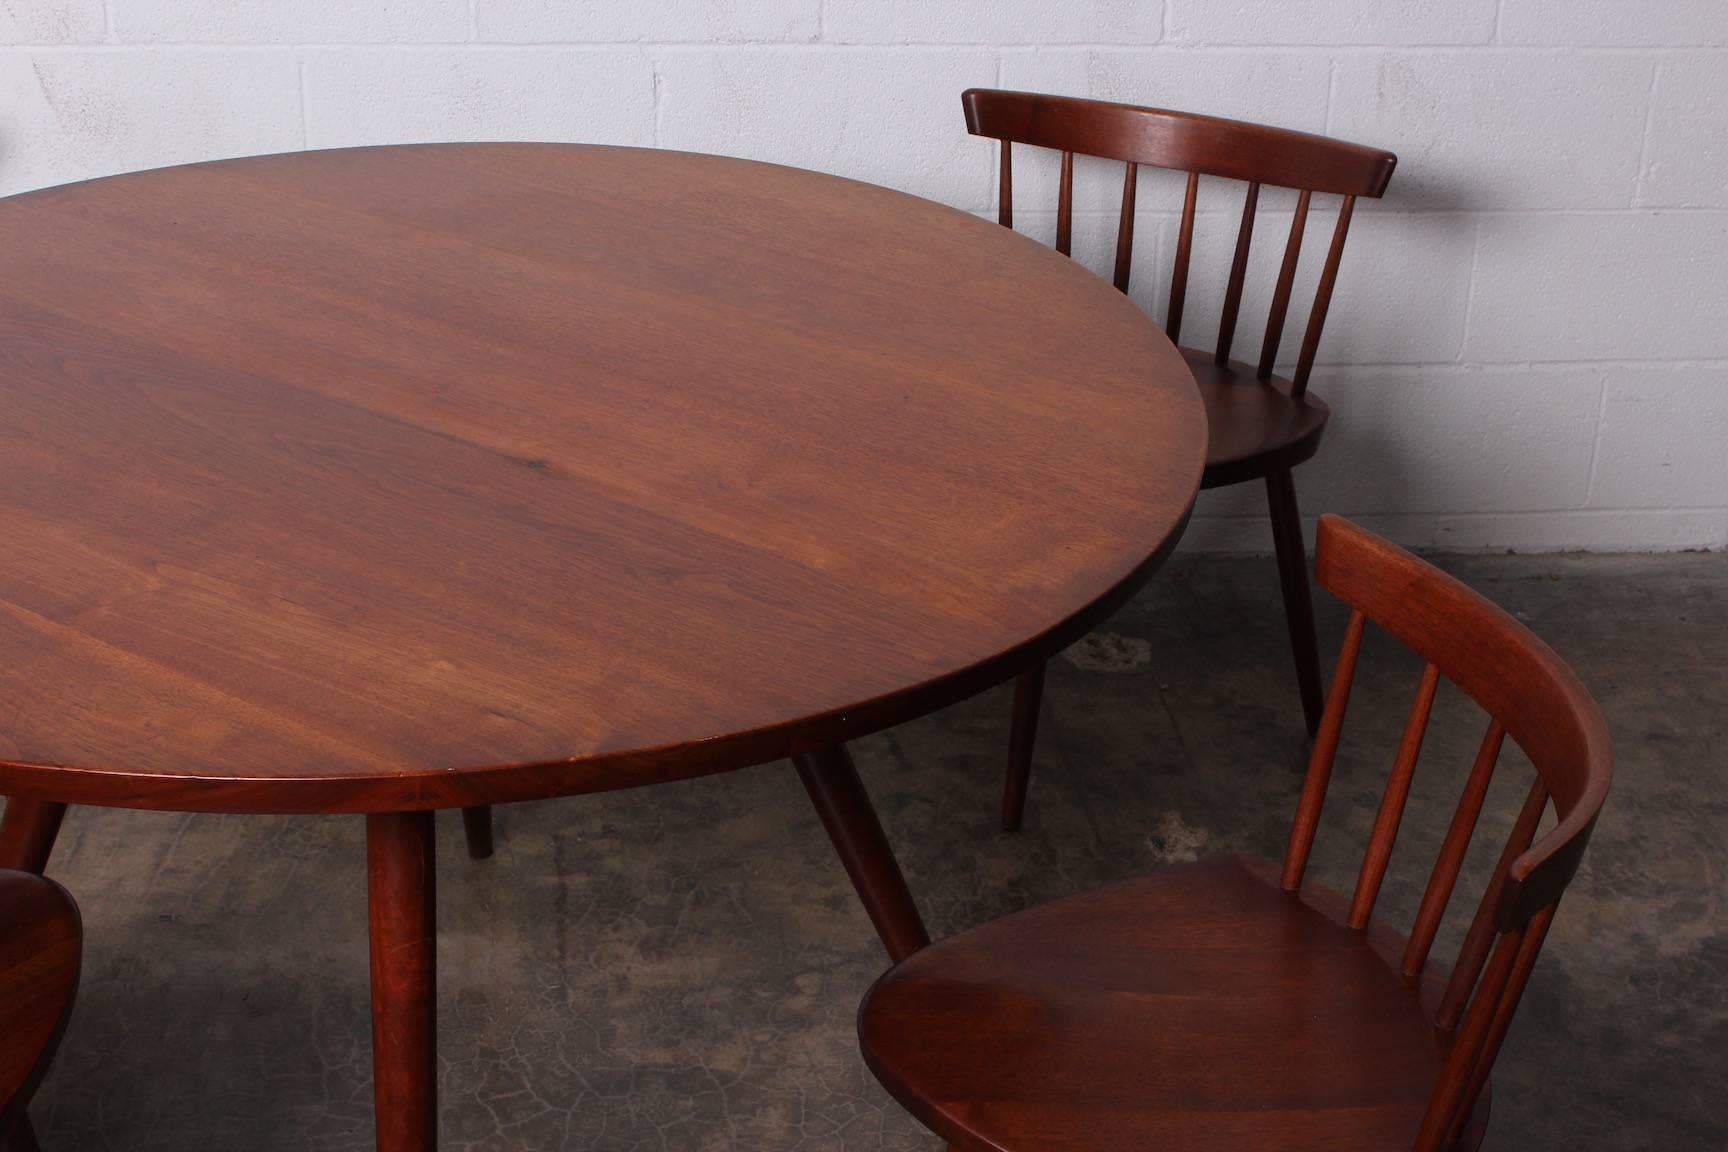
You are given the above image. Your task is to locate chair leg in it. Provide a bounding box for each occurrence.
[1001,662,1046,833]
[367,812,440,1152]
[460,805,494,860]
[1265,468,1325,737]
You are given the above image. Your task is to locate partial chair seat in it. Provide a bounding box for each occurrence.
[0,870,81,1134]
[859,856,1479,1152]
[1183,348,1332,488]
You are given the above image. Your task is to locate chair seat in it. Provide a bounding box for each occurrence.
[0,871,81,1124]
[860,856,1473,1152]
[1184,348,1331,488]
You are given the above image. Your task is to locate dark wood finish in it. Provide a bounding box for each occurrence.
[1437,777,1548,1030]
[1282,606,1365,889]
[964,90,1396,197]
[0,797,79,1146]
[0,801,64,876]
[1404,719,1505,978]
[0,143,1204,815]
[964,88,1397,786]
[1266,467,1326,734]
[1258,187,1309,377]
[1165,170,1199,343]
[1055,150,1074,256]
[1185,349,1331,489]
[1000,663,1045,833]
[1309,520,1608,929]
[858,515,1612,1152]
[1111,163,1137,293]
[367,812,437,1152]
[1215,181,1259,362]
[0,145,1204,1151]
[794,745,930,963]
[865,858,1485,1151]
[460,805,494,860]
[1295,197,1358,396]
[1448,902,1554,1146]
[0,871,81,1146]
[1349,660,1440,928]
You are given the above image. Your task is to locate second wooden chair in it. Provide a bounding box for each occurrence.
[859,514,1613,1152]
[963,89,1398,830]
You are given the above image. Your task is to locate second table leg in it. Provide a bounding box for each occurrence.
[366,811,438,1152]
[793,744,930,963]
[0,797,68,874]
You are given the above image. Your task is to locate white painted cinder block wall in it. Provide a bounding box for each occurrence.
[2,1,1725,552]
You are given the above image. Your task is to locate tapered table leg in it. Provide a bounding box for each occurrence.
[367,811,438,1152]
[794,745,930,963]
[0,798,67,875]
[460,805,494,860]
[1001,662,1047,833]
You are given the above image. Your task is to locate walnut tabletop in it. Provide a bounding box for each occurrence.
[0,143,1204,815]
[0,144,1203,1152]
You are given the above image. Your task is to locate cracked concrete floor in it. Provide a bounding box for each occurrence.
[22,551,1728,1150]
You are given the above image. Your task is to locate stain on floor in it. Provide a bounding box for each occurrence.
[22,551,1728,1150]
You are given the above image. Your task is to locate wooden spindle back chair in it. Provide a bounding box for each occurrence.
[962,88,1398,829]
[858,515,1612,1152]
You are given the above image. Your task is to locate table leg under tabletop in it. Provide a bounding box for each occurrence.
[793,744,931,963]
[7,753,926,1152]
[366,811,439,1152]
[0,797,66,875]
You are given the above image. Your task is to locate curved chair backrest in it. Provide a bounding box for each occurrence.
[962,88,1397,393]
[1283,515,1612,1152]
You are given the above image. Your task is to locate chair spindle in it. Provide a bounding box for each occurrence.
[1281,608,1366,891]
[1448,902,1557,1146]
[1292,194,1355,395]
[1214,181,1260,363]
[997,141,1013,229]
[1257,188,1312,379]
[1404,719,1507,977]
[1437,776,1549,1029]
[1112,162,1138,293]
[1416,923,1527,1152]
[1165,171,1199,343]
[1056,150,1074,256]
[1348,661,1440,929]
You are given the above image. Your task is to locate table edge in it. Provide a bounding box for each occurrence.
[0,492,1197,814]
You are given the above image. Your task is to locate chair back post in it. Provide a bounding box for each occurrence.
[1112,162,1138,293]
[1166,171,1199,341]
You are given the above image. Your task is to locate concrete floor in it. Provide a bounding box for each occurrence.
[22,550,1728,1151]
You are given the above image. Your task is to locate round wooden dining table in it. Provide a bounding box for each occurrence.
[0,143,1205,1150]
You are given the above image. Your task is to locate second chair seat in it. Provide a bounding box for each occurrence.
[859,855,1476,1152]
[1187,349,1332,488]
